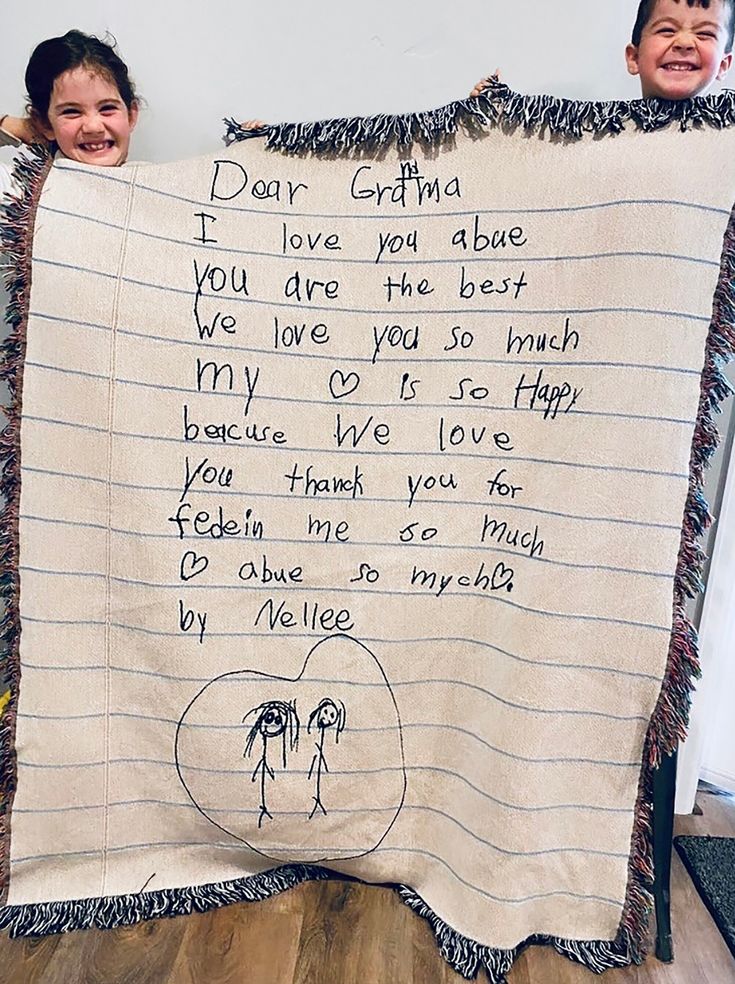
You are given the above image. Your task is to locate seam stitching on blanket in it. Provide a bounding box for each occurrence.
[101,166,139,895]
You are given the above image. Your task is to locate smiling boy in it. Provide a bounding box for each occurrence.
[471,0,733,100]
[626,0,734,98]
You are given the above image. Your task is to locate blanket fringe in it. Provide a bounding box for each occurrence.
[223,79,735,152]
[0,144,53,905]
[0,865,639,984]
[396,887,644,982]
[652,206,735,768]
[0,865,336,938]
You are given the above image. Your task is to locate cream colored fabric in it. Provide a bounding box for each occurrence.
[8,121,735,949]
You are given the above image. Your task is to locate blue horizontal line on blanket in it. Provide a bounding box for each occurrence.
[14,759,634,817]
[10,800,631,861]
[27,310,704,378]
[7,838,627,909]
[17,566,671,635]
[18,622,662,682]
[20,464,684,533]
[24,359,698,427]
[48,164,732,219]
[32,256,717,321]
[15,711,640,768]
[16,658,649,722]
[36,202,723,269]
[21,414,691,479]
[17,514,677,580]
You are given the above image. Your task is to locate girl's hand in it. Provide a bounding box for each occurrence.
[0,114,47,145]
[239,119,268,130]
[470,71,502,98]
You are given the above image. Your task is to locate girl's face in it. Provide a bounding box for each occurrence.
[39,66,138,166]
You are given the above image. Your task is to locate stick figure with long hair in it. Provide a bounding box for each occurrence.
[243,700,300,828]
[307,697,346,819]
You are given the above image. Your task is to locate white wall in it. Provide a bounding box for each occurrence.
[1,0,674,164]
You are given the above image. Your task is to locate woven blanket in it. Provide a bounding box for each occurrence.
[2,82,735,982]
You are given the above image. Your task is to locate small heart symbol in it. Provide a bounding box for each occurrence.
[180,551,209,582]
[329,369,360,400]
[491,562,514,592]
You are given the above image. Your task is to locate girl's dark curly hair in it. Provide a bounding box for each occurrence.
[24,29,138,125]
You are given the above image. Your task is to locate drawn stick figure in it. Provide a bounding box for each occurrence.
[307,698,346,819]
[243,700,299,828]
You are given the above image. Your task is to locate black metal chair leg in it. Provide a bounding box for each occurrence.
[652,748,677,962]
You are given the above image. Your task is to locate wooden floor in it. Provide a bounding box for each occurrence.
[1,787,734,984]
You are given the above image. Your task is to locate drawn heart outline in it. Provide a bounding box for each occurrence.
[175,634,407,864]
[329,369,360,400]
[180,551,209,581]
[491,562,514,592]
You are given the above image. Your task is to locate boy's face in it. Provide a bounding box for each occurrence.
[626,0,733,99]
[38,66,138,167]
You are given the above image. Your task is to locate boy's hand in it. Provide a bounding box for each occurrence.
[470,71,502,98]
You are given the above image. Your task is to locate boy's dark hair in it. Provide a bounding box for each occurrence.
[632,0,735,49]
[25,29,138,124]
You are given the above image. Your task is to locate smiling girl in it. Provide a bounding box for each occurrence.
[1,29,139,180]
